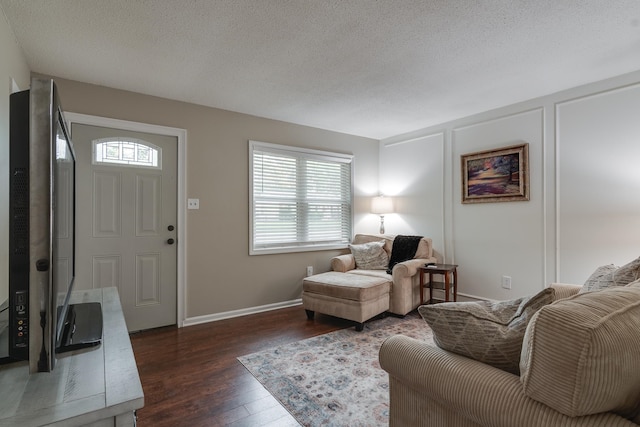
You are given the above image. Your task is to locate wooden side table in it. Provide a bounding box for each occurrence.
[419,264,458,305]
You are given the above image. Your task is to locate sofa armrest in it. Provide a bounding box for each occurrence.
[331,254,356,272]
[549,282,581,301]
[379,335,636,427]
[391,257,436,279]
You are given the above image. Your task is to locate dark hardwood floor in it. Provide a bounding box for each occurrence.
[130,306,354,427]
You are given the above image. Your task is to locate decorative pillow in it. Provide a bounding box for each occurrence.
[580,256,640,293]
[580,264,618,293]
[349,240,389,270]
[520,282,640,418]
[418,287,555,374]
[614,256,640,283]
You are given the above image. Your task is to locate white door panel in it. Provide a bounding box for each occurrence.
[72,123,177,331]
[93,171,121,236]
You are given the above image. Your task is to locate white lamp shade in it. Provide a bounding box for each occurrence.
[371,196,394,214]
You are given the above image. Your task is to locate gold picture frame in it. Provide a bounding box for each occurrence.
[461,143,529,204]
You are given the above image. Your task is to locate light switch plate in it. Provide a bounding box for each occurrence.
[501,275,512,289]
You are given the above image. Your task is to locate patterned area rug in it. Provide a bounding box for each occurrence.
[237,312,434,426]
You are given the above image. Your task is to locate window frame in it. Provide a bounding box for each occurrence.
[249,140,354,255]
[92,137,162,169]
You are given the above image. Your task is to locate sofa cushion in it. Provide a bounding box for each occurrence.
[580,256,640,293]
[350,234,434,261]
[303,271,391,301]
[346,269,391,279]
[418,288,554,375]
[349,240,389,270]
[520,282,640,418]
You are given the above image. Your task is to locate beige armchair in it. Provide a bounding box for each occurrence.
[302,234,436,331]
[330,233,436,316]
[379,282,640,426]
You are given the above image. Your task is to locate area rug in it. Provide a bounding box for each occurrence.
[237,312,434,426]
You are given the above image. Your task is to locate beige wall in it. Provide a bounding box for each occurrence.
[46,77,379,321]
[0,13,30,305]
[381,70,640,301]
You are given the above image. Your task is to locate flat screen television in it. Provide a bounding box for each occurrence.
[6,78,102,372]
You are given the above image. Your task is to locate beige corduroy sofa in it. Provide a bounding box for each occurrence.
[379,282,640,426]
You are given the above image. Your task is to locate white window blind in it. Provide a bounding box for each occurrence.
[250,141,353,254]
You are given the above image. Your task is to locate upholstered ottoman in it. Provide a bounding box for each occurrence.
[302,271,391,331]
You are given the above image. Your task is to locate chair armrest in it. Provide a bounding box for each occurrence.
[549,282,581,301]
[331,254,356,272]
[391,257,436,279]
[379,335,635,427]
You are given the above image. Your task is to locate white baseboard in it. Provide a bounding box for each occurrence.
[182,291,488,328]
[182,298,303,327]
[456,292,489,302]
[430,289,488,302]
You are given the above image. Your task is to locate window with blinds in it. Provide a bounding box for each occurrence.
[249,140,353,254]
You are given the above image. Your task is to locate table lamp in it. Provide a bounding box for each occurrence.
[371,196,394,234]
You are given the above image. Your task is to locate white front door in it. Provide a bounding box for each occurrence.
[72,123,177,332]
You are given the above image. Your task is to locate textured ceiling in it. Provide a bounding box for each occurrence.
[1,0,640,140]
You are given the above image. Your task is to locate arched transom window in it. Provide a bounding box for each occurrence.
[92,137,161,169]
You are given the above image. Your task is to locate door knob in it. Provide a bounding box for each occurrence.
[167,238,175,245]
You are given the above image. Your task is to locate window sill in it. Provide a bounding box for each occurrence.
[250,243,349,256]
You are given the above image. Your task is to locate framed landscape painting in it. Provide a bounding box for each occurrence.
[461,143,529,204]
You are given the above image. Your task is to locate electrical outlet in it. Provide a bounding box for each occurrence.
[187,198,200,210]
[306,266,313,277]
[502,275,512,290]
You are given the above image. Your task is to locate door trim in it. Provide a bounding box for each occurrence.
[66,112,187,328]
